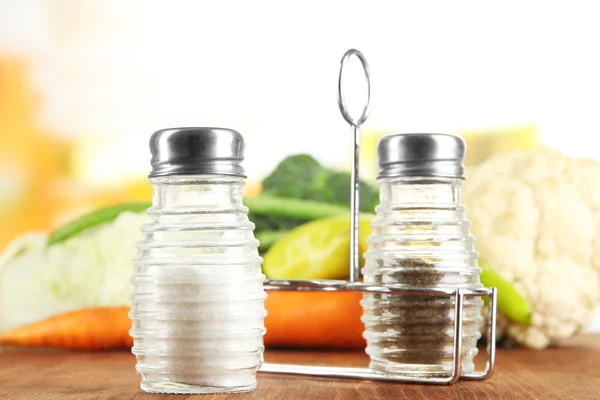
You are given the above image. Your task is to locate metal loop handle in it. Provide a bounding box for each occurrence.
[337,48,371,283]
[337,49,372,126]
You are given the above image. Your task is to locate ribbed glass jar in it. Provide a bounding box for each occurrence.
[361,176,483,376]
[130,175,266,394]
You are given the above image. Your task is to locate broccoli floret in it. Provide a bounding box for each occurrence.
[261,154,323,199]
[312,170,379,213]
[252,154,379,253]
[261,154,379,212]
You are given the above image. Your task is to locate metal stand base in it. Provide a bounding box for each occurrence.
[259,281,497,385]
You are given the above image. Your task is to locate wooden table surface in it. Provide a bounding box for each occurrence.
[1,334,599,400]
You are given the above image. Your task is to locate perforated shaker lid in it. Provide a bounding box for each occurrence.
[148,127,246,178]
[377,133,466,179]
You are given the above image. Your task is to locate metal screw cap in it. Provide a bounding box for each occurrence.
[377,133,466,179]
[149,127,246,178]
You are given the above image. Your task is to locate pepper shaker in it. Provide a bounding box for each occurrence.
[361,133,483,376]
[129,128,266,394]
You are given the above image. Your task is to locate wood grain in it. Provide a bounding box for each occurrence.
[1,334,599,400]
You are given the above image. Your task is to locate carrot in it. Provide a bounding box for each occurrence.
[0,307,132,350]
[0,292,366,350]
[264,291,365,349]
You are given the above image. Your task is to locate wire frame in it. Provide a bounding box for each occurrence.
[257,49,497,384]
[259,281,497,385]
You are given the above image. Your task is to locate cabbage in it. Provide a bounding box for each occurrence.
[0,211,146,332]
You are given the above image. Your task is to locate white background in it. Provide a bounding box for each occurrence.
[2,1,600,177]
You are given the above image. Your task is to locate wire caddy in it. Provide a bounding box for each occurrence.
[258,49,497,385]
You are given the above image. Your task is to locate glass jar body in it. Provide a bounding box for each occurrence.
[130,175,265,394]
[361,177,483,376]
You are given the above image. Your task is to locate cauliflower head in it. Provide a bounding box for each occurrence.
[464,146,600,349]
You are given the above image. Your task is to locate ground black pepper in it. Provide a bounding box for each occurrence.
[366,257,480,370]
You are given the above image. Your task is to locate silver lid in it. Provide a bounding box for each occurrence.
[149,127,246,178]
[377,133,466,179]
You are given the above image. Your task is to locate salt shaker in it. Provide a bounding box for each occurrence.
[361,133,483,376]
[129,128,266,394]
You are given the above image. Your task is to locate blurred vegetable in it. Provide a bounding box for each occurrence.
[0,58,73,250]
[47,191,350,253]
[0,212,146,332]
[0,307,132,350]
[0,203,371,350]
[464,146,600,349]
[459,123,539,166]
[264,291,364,349]
[260,154,323,199]
[246,153,379,254]
[262,154,379,213]
[0,291,367,351]
[479,266,531,325]
[263,216,372,280]
[0,195,353,333]
[244,195,350,254]
[246,195,348,231]
[48,202,150,246]
[0,151,379,350]
[254,230,288,255]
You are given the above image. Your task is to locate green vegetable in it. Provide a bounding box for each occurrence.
[261,154,379,212]
[249,153,379,253]
[260,154,324,200]
[48,194,347,251]
[314,170,379,213]
[244,195,349,222]
[0,212,148,332]
[245,195,351,253]
[48,203,150,246]
[262,216,373,280]
[255,230,288,255]
[479,266,532,325]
